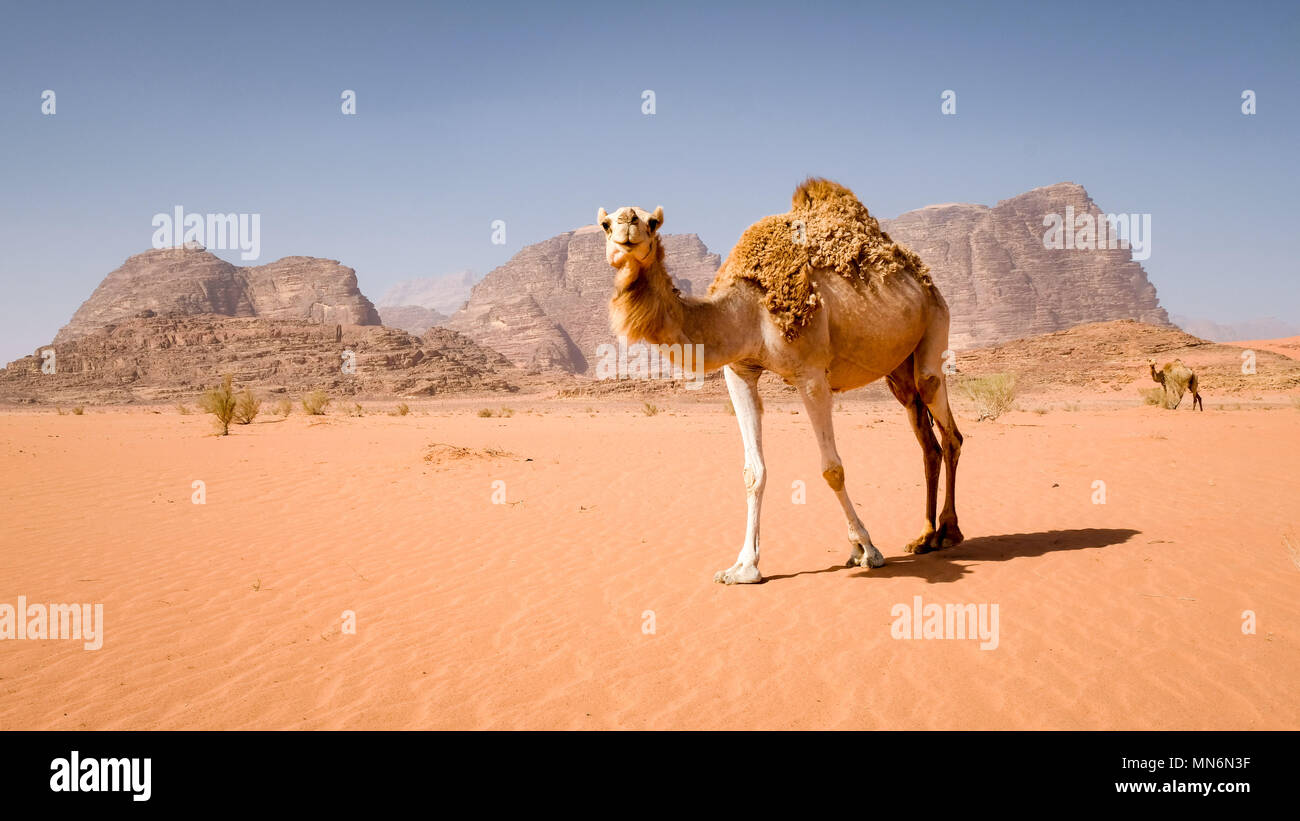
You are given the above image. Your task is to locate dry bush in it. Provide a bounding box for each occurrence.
[56,407,67,416]
[1140,387,1166,406]
[273,398,293,416]
[176,403,192,415]
[477,408,494,418]
[71,405,85,415]
[301,390,331,416]
[346,403,364,417]
[957,374,1017,421]
[199,374,237,435]
[233,389,262,425]
[391,403,410,417]
[642,402,661,417]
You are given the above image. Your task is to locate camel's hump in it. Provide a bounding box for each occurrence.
[792,177,860,211]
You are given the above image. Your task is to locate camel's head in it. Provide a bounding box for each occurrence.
[597,205,664,273]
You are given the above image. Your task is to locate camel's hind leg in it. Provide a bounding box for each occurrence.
[912,319,964,552]
[886,360,943,554]
[794,371,885,569]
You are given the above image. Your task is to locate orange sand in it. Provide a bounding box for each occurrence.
[1,400,1298,729]
[1228,336,1300,360]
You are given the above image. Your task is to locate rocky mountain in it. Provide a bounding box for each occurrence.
[3,314,528,404]
[54,247,381,343]
[377,305,447,335]
[443,227,721,373]
[880,183,1170,348]
[377,270,478,315]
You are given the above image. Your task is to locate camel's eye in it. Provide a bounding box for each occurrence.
[601,221,611,232]
[647,217,660,231]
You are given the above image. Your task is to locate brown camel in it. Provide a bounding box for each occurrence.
[1149,359,1203,410]
[598,178,963,584]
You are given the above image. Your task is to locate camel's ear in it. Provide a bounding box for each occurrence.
[647,206,664,233]
[597,208,610,233]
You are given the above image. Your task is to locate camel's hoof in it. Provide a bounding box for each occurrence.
[714,564,762,585]
[847,544,885,568]
[937,521,964,549]
[908,523,963,554]
[904,531,934,554]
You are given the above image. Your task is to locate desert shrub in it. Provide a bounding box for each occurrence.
[71,406,85,415]
[958,374,1017,421]
[477,408,493,418]
[199,374,237,435]
[642,402,661,417]
[273,399,292,416]
[346,403,364,417]
[233,389,262,425]
[499,407,515,418]
[392,403,410,416]
[56,407,66,416]
[176,403,192,415]
[301,390,331,416]
[1140,387,1166,406]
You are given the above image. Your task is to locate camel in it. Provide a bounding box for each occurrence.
[1149,359,1203,410]
[597,178,963,584]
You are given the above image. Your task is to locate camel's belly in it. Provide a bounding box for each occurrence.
[818,272,931,390]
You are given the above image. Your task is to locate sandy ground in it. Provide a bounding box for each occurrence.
[1,398,1298,730]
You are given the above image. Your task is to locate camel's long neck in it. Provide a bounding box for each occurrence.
[610,249,753,373]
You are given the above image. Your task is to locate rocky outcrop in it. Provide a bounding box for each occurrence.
[54,247,381,343]
[4,314,529,404]
[444,227,721,373]
[881,183,1170,348]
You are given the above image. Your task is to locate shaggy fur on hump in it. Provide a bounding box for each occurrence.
[710,178,934,340]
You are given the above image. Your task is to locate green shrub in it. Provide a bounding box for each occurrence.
[301,390,331,416]
[233,389,262,424]
[199,374,237,434]
[958,374,1017,421]
[1140,387,1165,406]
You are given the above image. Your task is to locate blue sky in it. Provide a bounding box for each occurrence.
[1,0,1296,363]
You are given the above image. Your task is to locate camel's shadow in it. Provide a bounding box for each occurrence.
[764,528,1140,585]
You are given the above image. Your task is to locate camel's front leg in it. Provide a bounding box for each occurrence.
[796,374,885,569]
[715,365,765,584]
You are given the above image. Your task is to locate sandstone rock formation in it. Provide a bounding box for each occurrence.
[4,315,528,404]
[443,227,721,373]
[377,270,478,316]
[881,183,1170,349]
[376,305,447,336]
[54,247,381,343]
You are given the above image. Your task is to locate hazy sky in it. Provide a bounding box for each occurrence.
[1,0,1296,363]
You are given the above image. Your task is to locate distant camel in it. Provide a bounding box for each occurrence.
[1149,359,1203,410]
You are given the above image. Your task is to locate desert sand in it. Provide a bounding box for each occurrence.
[1,396,1298,730]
